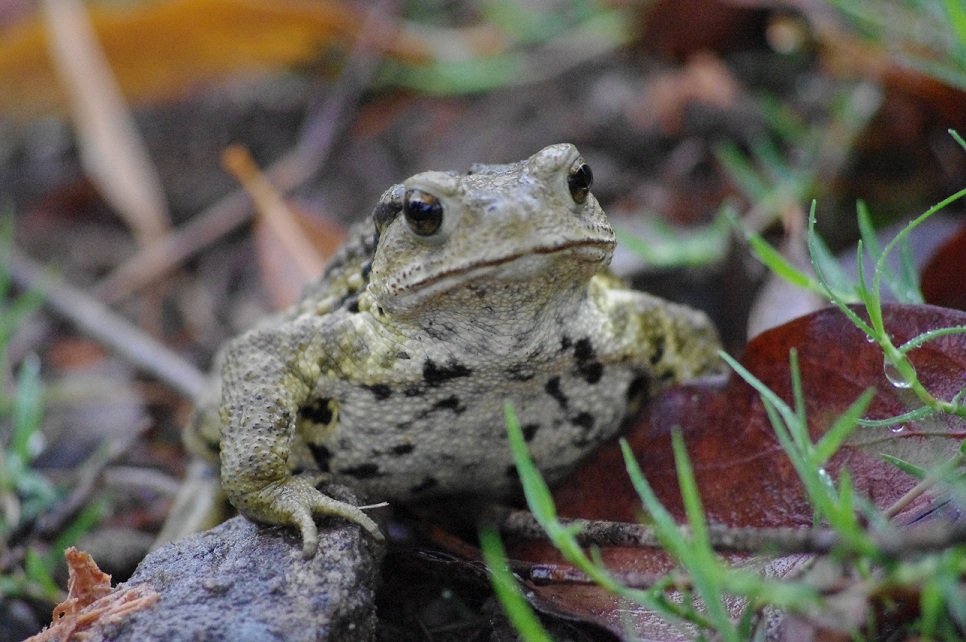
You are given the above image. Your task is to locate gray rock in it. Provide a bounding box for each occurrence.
[87,515,383,642]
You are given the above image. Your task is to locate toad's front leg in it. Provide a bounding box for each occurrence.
[592,276,724,384]
[217,321,383,558]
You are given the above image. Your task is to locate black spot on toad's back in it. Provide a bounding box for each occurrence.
[403,386,423,397]
[572,412,595,431]
[560,335,573,352]
[338,463,382,479]
[391,443,414,455]
[574,337,596,362]
[433,396,466,414]
[572,337,603,383]
[308,443,333,472]
[366,383,393,400]
[423,359,472,386]
[578,361,603,384]
[522,423,540,442]
[300,398,334,425]
[545,377,568,408]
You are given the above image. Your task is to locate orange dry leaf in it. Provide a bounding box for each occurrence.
[27,547,159,642]
[0,0,429,119]
[221,143,348,307]
[222,144,328,280]
[61,547,114,608]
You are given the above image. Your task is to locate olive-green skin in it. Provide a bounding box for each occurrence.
[191,144,723,557]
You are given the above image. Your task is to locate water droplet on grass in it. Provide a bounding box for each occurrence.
[884,356,915,389]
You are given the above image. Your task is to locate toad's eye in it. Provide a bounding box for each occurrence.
[567,158,593,204]
[403,189,444,236]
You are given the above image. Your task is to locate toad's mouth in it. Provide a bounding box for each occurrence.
[403,238,615,295]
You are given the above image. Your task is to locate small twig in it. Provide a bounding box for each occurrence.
[36,418,152,537]
[6,247,207,400]
[42,0,170,245]
[492,506,662,548]
[91,180,255,307]
[221,145,326,279]
[100,465,182,498]
[417,514,689,590]
[93,0,394,305]
[524,561,690,592]
[6,2,396,367]
[491,507,966,558]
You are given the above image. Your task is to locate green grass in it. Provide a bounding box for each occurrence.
[383,0,632,94]
[829,0,966,92]
[0,218,103,602]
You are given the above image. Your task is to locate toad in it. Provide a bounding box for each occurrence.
[190,144,722,557]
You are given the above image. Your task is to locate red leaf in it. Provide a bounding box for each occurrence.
[921,221,966,312]
[508,303,966,637]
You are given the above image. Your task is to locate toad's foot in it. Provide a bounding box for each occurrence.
[234,475,384,558]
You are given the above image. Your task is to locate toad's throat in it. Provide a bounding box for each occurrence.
[404,238,615,294]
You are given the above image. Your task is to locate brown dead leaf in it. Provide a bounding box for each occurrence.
[921,220,966,312]
[62,547,113,607]
[507,303,966,638]
[26,547,158,642]
[553,303,966,527]
[0,0,430,119]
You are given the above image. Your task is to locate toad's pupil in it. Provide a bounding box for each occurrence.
[403,189,444,236]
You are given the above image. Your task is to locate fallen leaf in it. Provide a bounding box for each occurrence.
[0,0,429,119]
[921,220,966,312]
[62,547,114,607]
[42,0,171,246]
[222,143,346,307]
[26,547,159,642]
[507,303,966,638]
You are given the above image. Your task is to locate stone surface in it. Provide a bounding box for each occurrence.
[87,514,383,642]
